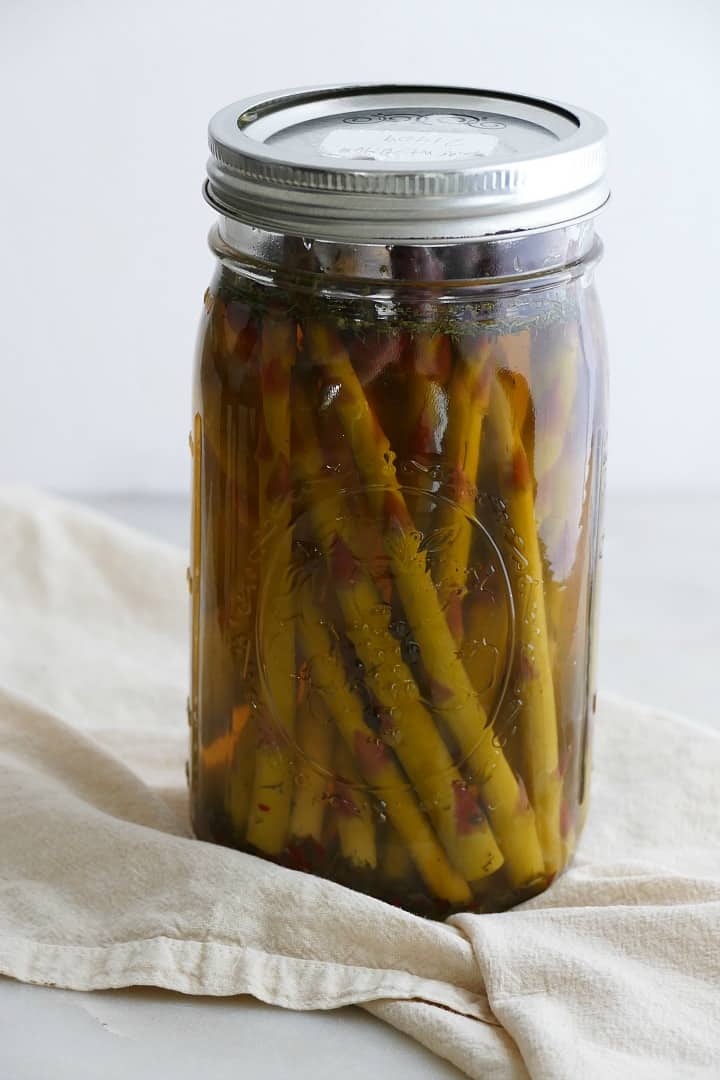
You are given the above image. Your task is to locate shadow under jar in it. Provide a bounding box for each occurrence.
[189,85,609,918]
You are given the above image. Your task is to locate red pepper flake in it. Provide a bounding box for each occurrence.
[286,841,304,868]
[287,838,326,872]
[256,716,281,750]
[296,661,310,706]
[353,732,388,777]
[378,711,397,739]
[452,780,484,836]
[257,803,271,813]
[330,782,361,819]
[427,674,454,706]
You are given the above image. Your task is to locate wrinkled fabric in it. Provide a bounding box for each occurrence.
[0,490,718,1080]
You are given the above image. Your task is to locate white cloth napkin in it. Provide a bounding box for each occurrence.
[0,490,718,1080]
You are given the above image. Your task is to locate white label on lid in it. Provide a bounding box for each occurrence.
[319,127,499,163]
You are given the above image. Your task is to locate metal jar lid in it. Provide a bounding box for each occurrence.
[206,84,609,243]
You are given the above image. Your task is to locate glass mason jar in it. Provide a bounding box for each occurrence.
[189,86,609,918]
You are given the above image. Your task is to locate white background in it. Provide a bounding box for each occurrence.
[1,0,718,495]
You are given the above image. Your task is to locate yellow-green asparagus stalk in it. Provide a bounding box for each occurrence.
[382,825,414,883]
[226,541,260,836]
[227,705,256,831]
[293,392,503,883]
[432,338,493,641]
[200,296,258,467]
[402,333,452,517]
[406,332,452,415]
[306,322,544,889]
[289,677,334,846]
[333,740,378,871]
[509,327,583,868]
[297,586,473,905]
[531,333,580,491]
[246,316,296,855]
[486,358,562,875]
[462,585,511,723]
[532,335,581,576]
[546,447,596,868]
[197,297,261,831]
[199,701,256,836]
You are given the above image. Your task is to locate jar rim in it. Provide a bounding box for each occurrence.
[209,214,603,288]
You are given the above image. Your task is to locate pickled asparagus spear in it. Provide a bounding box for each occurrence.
[486,358,562,875]
[382,825,414,883]
[462,585,510,722]
[197,297,262,830]
[405,333,452,429]
[297,586,472,905]
[293,392,502,882]
[433,338,493,641]
[454,333,522,721]
[289,690,334,846]
[531,334,579,488]
[226,580,259,837]
[200,297,259,471]
[309,400,394,605]
[227,705,256,832]
[197,701,256,835]
[333,740,378,870]
[246,316,296,855]
[532,334,582,574]
[546,441,598,866]
[306,322,544,888]
[402,332,451,516]
[196,312,242,749]
[542,415,592,689]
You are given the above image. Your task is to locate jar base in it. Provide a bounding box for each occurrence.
[191,808,557,919]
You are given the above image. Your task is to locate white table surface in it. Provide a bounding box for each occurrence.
[2,491,718,1079]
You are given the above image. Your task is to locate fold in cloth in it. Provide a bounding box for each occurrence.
[0,490,718,1080]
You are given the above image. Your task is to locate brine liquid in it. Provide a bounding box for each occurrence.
[188,261,606,918]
